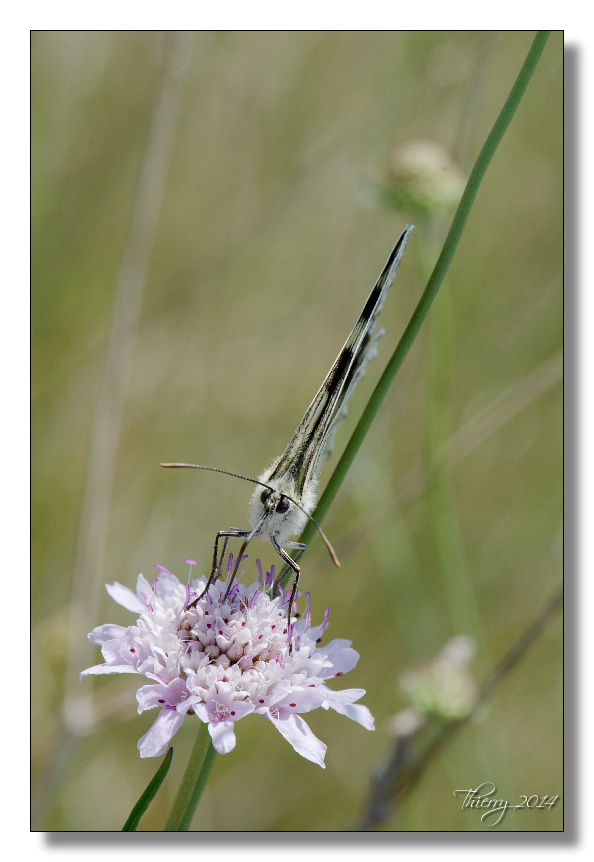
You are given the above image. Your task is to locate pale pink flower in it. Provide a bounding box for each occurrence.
[81,560,374,767]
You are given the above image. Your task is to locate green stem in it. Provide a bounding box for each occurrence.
[164,721,217,831]
[122,747,173,831]
[297,31,550,552]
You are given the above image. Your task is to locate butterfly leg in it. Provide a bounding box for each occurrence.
[221,522,263,601]
[271,537,302,650]
[272,544,305,596]
[185,528,250,610]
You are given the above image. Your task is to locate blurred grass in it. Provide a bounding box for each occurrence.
[31,31,562,832]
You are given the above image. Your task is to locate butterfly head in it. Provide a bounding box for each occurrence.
[160,461,337,566]
[248,461,317,547]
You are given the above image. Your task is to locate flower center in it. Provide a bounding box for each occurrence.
[175,586,291,675]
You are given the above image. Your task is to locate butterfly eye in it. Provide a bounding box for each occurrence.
[260,488,272,504]
[276,495,290,514]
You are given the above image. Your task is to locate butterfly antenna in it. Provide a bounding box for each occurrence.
[290,499,340,568]
[160,462,340,567]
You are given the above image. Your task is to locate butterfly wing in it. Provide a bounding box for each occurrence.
[268,225,414,501]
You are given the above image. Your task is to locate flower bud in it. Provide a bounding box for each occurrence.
[382,139,465,216]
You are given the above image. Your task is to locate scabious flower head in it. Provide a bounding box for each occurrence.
[381,139,466,217]
[398,635,478,722]
[80,559,374,767]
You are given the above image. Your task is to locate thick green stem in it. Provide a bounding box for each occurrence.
[164,721,217,831]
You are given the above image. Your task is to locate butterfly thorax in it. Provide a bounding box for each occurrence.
[248,456,318,547]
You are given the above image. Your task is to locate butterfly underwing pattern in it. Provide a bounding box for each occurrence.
[162,225,414,624]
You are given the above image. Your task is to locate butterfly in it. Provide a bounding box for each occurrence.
[162,225,413,619]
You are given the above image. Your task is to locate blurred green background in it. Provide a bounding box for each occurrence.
[31,31,562,832]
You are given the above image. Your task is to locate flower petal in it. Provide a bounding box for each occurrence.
[275,687,326,715]
[137,707,185,757]
[106,581,146,613]
[136,678,188,714]
[87,623,129,646]
[208,720,237,754]
[268,713,326,767]
[79,663,138,680]
[320,686,375,730]
[318,641,360,676]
